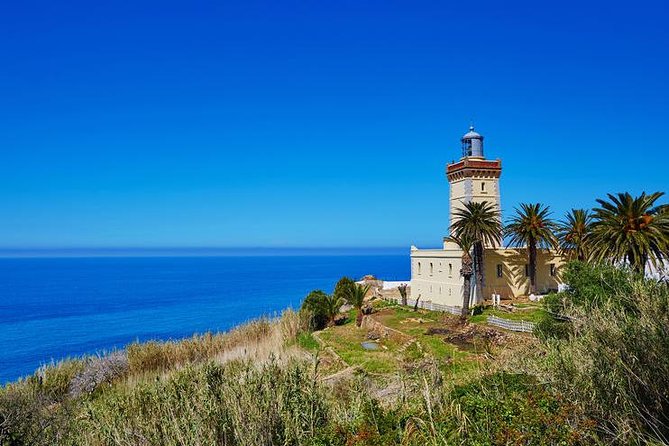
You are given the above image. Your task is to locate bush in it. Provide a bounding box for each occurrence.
[531,263,669,444]
[447,372,593,445]
[333,276,356,303]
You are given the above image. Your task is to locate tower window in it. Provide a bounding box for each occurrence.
[496,264,503,278]
[550,263,557,277]
[448,263,453,277]
[429,263,433,275]
[481,182,486,192]
[418,262,421,275]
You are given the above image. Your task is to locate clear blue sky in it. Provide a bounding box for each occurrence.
[1,0,667,249]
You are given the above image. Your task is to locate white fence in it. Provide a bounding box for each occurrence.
[386,297,536,333]
[486,315,535,333]
[391,297,463,316]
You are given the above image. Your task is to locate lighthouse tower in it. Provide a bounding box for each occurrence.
[445,126,502,242]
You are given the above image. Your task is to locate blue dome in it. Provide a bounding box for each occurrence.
[461,126,483,140]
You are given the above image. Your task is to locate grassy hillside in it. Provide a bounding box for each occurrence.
[1,263,667,445]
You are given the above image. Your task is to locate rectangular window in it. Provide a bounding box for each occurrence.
[550,263,556,277]
[496,264,503,278]
[524,264,529,277]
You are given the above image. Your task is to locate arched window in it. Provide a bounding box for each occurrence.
[481,182,486,192]
[418,262,422,275]
[429,263,433,275]
[448,263,453,277]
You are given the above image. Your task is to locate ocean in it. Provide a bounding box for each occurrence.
[0,250,409,383]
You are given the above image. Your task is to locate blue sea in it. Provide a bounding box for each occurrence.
[0,249,409,384]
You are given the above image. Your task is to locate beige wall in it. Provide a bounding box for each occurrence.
[411,247,565,303]
[410,249,464,306]
[481,248,565,299]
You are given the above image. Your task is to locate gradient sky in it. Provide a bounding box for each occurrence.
[1,0,668,249]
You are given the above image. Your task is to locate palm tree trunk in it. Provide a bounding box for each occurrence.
[355,308,363,327]
[529,236,537,294]
[461,274,471,318]
[474,241,484,304]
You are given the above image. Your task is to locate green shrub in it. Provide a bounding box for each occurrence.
[532,263,669,444]
[448,372,593,445]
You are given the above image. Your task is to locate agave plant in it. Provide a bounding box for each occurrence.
[504,203,558,294]
[450,201,502,303]
[557,209,593,261]
[590,192,669,273]
[445,233,475,318]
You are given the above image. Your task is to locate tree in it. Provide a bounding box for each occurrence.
[300,290,344,329]
[398,283,408,306]
[446,233,475,318]
[348,283,371,327]
[333,276,356,304]
[557,209,593,261]
[450,201,502,303]
[589,192,669,274]
[504,203,558,294]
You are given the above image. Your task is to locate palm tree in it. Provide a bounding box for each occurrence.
[557,209,593,261]
[349,283,371,327]
[450,201,502,303]
[589,192,669,273]
[446,233,475,318]
[504,203,558,294]
[301,290,344,329]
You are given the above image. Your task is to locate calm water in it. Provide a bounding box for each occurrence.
[0,252,408,383]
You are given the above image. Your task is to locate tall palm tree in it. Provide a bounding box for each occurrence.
[349,283,371,327]
[445,233,475,318]
[590,192,669,273]
[450,200,502,303]
[504,203,558,294]
[557,209,593,261]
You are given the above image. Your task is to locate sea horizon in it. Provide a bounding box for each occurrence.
[0,246,416,259]
[0,252,410,383]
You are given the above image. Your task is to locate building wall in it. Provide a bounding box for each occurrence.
[409,249,464,306]
[410,247,565,303]
[482,248,565,299]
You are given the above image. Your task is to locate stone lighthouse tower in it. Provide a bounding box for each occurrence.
[445,126,502,239]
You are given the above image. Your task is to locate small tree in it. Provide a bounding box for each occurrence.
[398,283,408,306]
[348,284,371,327]
[300,290,344,330]
[333,276,356,304]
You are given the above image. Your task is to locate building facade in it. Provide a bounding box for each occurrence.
[410,127,564,307]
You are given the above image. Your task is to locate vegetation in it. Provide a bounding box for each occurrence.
[531,262,669,444]
[3,264,669,445]
[301,290,345,329]
[333,276,356,305]
[349,283,371,327]
[504,203,558,294]
[589,192,669,273]
[557,208,593,261]
[451,201,502,302]
[398,283,408,306]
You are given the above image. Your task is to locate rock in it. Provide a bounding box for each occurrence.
[333,313,348,326]
[361,303,374,315]
[339,303,353,313]
[366,331,381,340]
